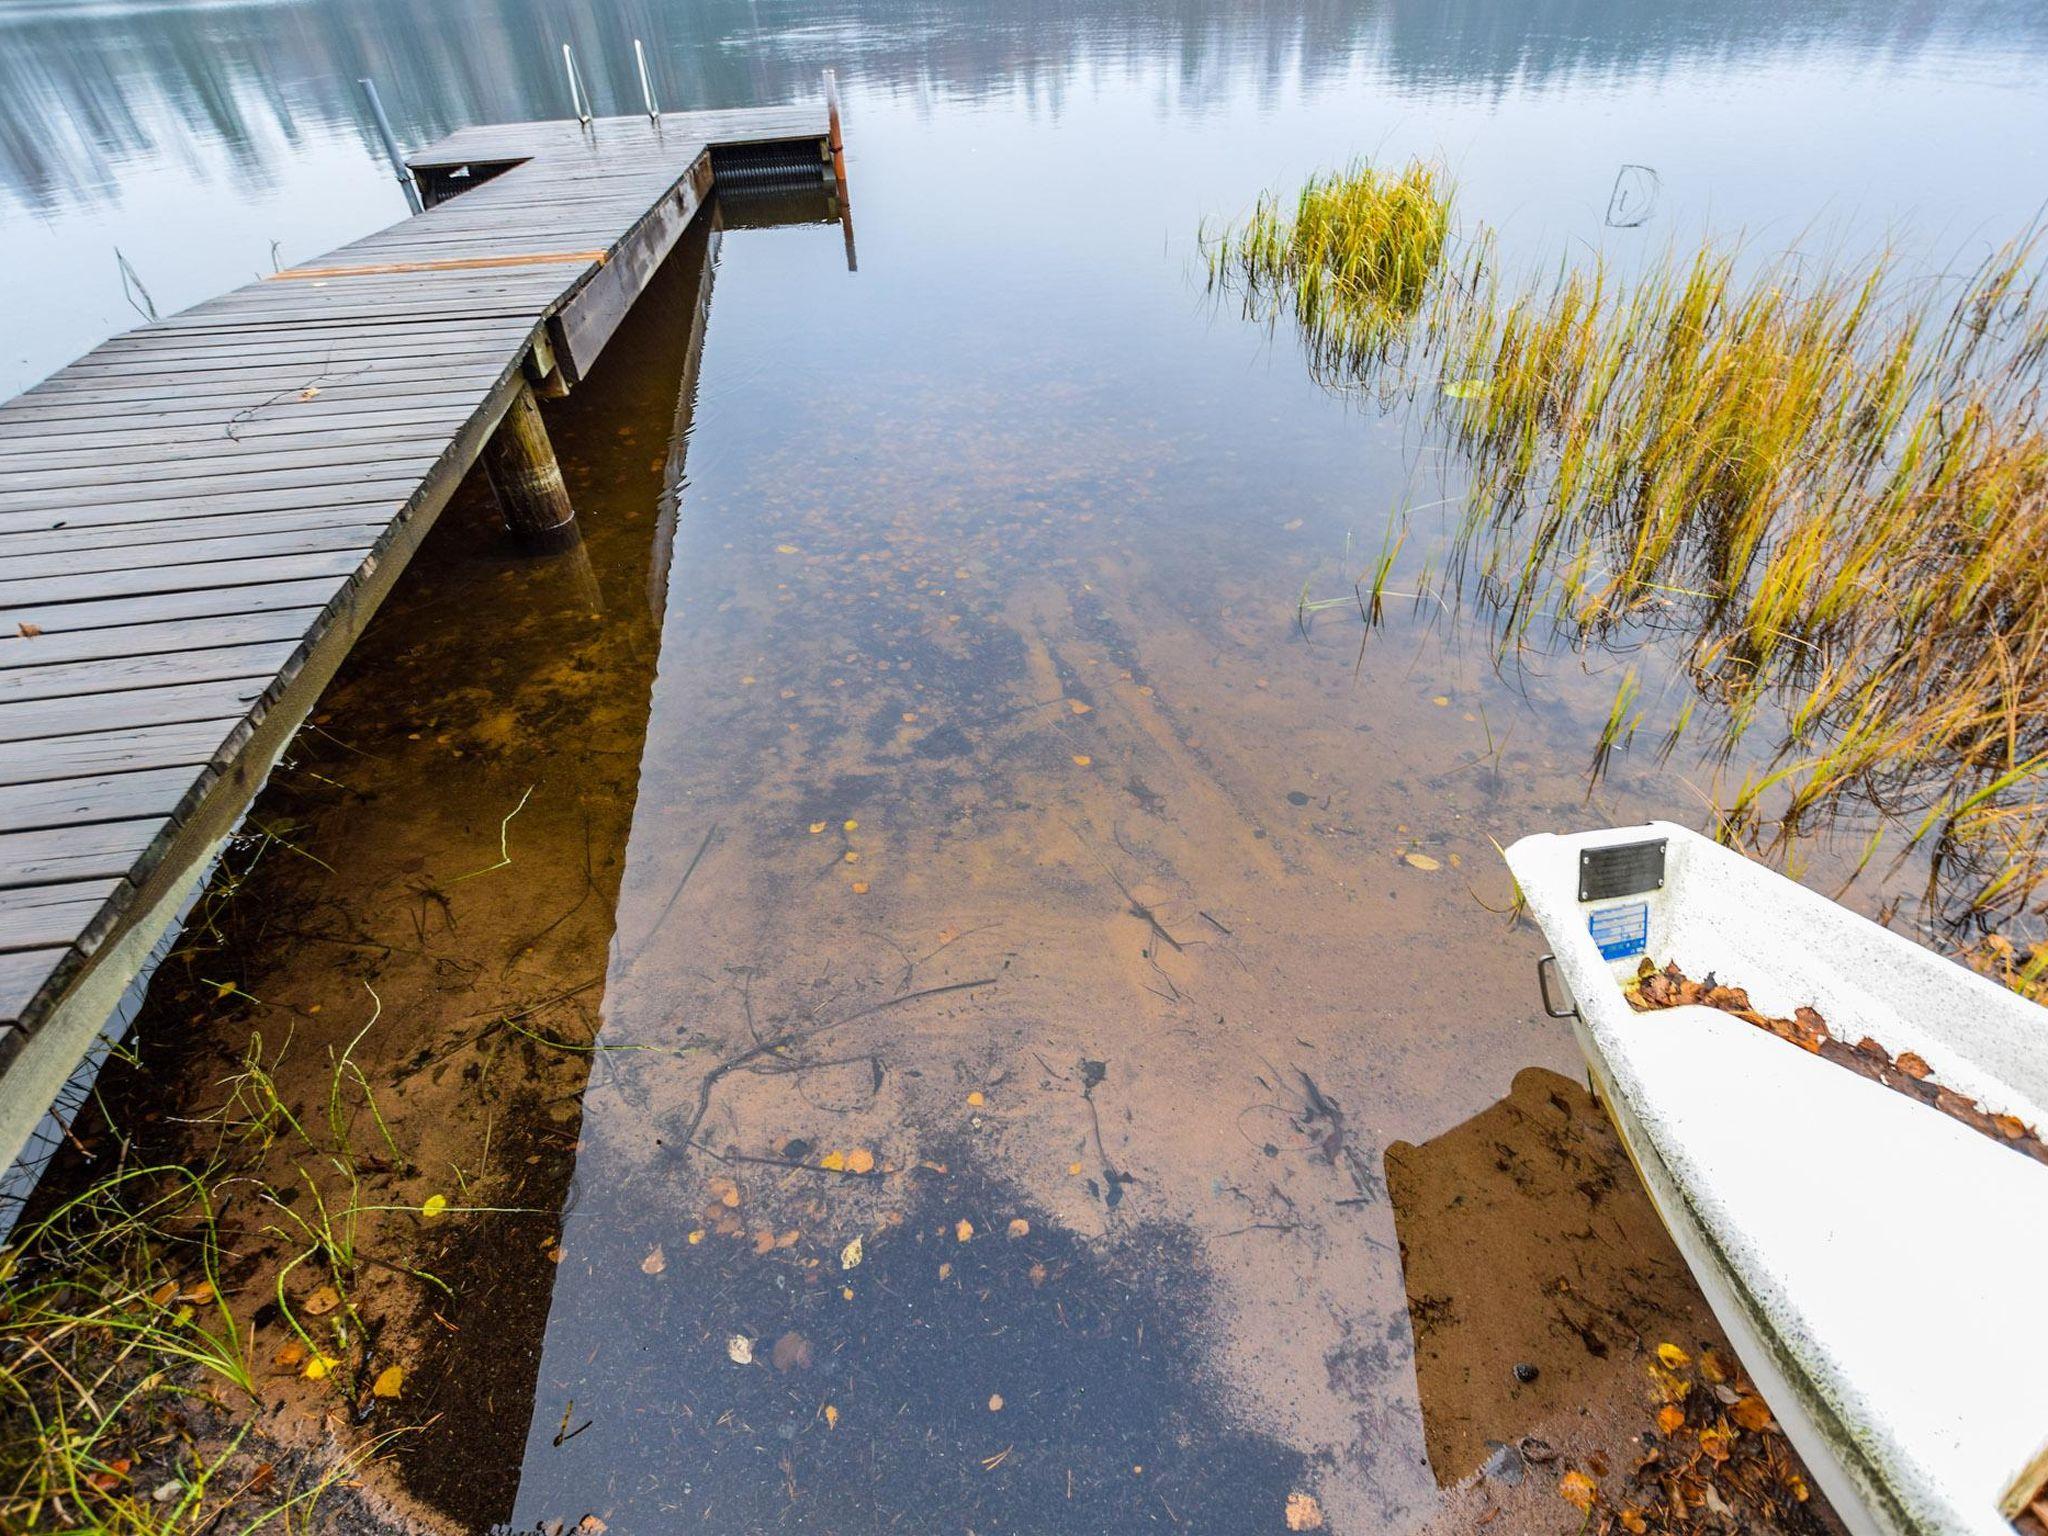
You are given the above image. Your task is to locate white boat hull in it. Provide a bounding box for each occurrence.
[1504,823,2048,1536]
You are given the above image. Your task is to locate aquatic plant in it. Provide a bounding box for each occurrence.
[1205,159,1454,377]
[1212,164,2048,944]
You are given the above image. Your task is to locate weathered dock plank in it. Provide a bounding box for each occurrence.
[0,103,832,1163]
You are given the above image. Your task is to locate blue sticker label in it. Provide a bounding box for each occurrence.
[1589,902,1649,960]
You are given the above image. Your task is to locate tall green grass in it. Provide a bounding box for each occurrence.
[1208,161,2048,941]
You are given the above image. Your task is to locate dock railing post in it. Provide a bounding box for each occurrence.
[634,39,660,122]
[482,382,581,552]
[823,68,849,203]
[823,69,856,272]
[358,77,425,213]
[563,44,593,128]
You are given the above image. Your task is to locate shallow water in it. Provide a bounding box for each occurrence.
[10,1,2048,1531]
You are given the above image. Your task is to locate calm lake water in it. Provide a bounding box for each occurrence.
[9,1,2048,1531]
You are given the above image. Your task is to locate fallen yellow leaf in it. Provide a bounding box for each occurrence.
[1072,755,1093,766]
[304,1353,340,1381]
[1069,700,1092,714]
[1285,1491,1325,1530]
[966,1091,985,1107]
[820,1150,847,1171]
[841,1235,864,1270]
[843,819,858,831]
[1656,1342,1692,1370]
[851,881,870,894]
[776,544,799,554]
[1559,1470,1597,1512]
[304,1285,342,1317]
[1656,1404,1685,1436]
[824,1404,839,1428]
[809,821,826,834]
[847,1148,875,1174]
[1007,1218,1030,1239]
[687,1229,705,1245]
[955,1219,974,1242]
[420,1193,448,1218]
[1402,853,1441,872]
[372,1365,404,1399]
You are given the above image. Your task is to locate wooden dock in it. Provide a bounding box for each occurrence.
[0,105,831,1164]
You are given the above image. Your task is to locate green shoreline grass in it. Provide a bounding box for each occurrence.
[1207,162,2048,958]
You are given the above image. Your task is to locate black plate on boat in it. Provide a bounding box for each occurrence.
[1578,838,1666,902]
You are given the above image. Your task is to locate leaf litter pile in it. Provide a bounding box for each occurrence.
[1626,959,2047,1165]
[1548,1341,1826,1536]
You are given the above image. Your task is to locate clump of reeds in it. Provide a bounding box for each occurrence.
[1205,159,1454,377]
[1210,164,2048,945]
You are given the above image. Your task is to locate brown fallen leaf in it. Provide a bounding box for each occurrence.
[640,1244,666,1275]
[303,1285,342,1317]
[16,622,42,638]
[1896,1051,1931,1080]
[846,1148,876,1174]
[771,1331,813,1372]
[1731,1395,1773,1432]
[1007,1218,1030,1239]
[1656,1404,1685,1436]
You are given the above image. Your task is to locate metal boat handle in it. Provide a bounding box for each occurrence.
[1536,954,1578,1019]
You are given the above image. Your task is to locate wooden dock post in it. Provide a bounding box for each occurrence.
[482,382,580,551]
[824,70,849,205]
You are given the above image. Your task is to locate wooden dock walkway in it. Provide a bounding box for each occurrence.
[0,105,830,1160]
